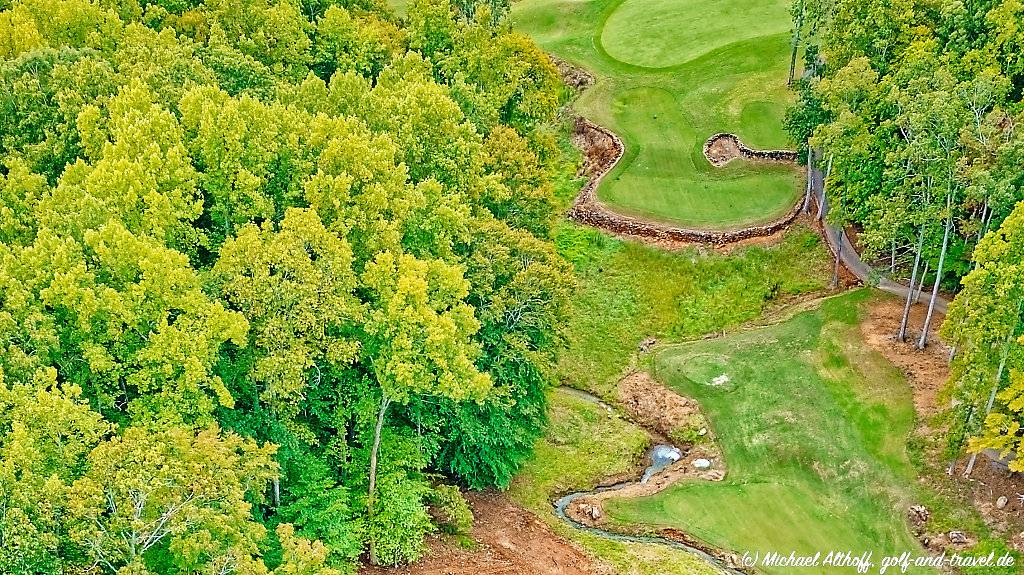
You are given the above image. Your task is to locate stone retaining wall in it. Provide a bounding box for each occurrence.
[703,133,798,166]
[568,119,803,246]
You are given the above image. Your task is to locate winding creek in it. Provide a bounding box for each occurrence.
[553,387,748,575]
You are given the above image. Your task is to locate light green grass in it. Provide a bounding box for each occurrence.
[555,222,832,398]
[514,0,801,229]
[603,290,934,574]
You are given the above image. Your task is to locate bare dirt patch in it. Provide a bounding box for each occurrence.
[860,296,1024,551]
[361,491,602,575]
[567,372,724,529]
[703,134,744,166]
[565,445,725,528]
[951,458,1024,548]
[859,297,949,418]
[617,371,703,440]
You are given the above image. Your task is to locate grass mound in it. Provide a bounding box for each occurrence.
[515,0,801,230]
[604,290,934,574]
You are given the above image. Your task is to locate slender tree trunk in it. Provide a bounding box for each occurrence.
[368,394,393,566]
[976,199,989,244]
[963,301,1022,476]
[915,261,929,303]
[890,239,896,274]
[788,0,804,85]
[273,478,280,508]
[898,225,925,342]
[788,36,801,86]
[803,148,814,213]
[833,227,844,288]
[918,194,953,350]
[816,155,833,221]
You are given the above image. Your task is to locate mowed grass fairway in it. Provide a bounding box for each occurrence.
[514,0,802,230]
[604,291,934,574]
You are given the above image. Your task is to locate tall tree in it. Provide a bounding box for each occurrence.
[359,251,491,564]
[944,201,1024,471]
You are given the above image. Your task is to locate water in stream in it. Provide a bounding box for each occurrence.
[552,387,744,574]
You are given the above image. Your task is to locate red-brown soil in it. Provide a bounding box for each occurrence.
[859,297,949,418]
[617,371,703,439]
[360,492,603,575]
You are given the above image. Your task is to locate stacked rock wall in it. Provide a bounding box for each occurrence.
[567,119,802,246]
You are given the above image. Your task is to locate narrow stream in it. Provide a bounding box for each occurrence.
[554,387,747,575]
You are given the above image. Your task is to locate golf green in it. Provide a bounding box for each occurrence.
[515,0,802,230]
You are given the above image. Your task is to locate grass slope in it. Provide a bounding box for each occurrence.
[514,0,801,230]
[555,222,832,398]
[604,290,934,574]
[505,223,831,574]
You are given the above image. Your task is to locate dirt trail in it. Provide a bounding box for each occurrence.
[859,297,950,418]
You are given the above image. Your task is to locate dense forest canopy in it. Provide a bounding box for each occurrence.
[786,0,1024,471]
[0,0,573,572]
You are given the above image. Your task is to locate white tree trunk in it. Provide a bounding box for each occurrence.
[368,393,392,565]
[918,194,953,350]
[898,226,925,342]
[963,301,1022,476]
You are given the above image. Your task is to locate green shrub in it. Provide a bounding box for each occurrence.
[426,484,473,536]
[365,471,434,566]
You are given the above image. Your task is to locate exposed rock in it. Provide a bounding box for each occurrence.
[703,133,798,167]
[638,337,657,353]
[550,55,594,91]
[907,505,930,530]
[693,458,712,470]
[566,499,604,526]
[997,495,1009,509]
[948,531,969,545]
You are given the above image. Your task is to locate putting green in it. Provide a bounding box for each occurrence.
[600,0,792,69]
[604,291,935,575]
[515,0,801,230]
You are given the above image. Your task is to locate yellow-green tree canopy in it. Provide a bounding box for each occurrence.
[0,0,570,569]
